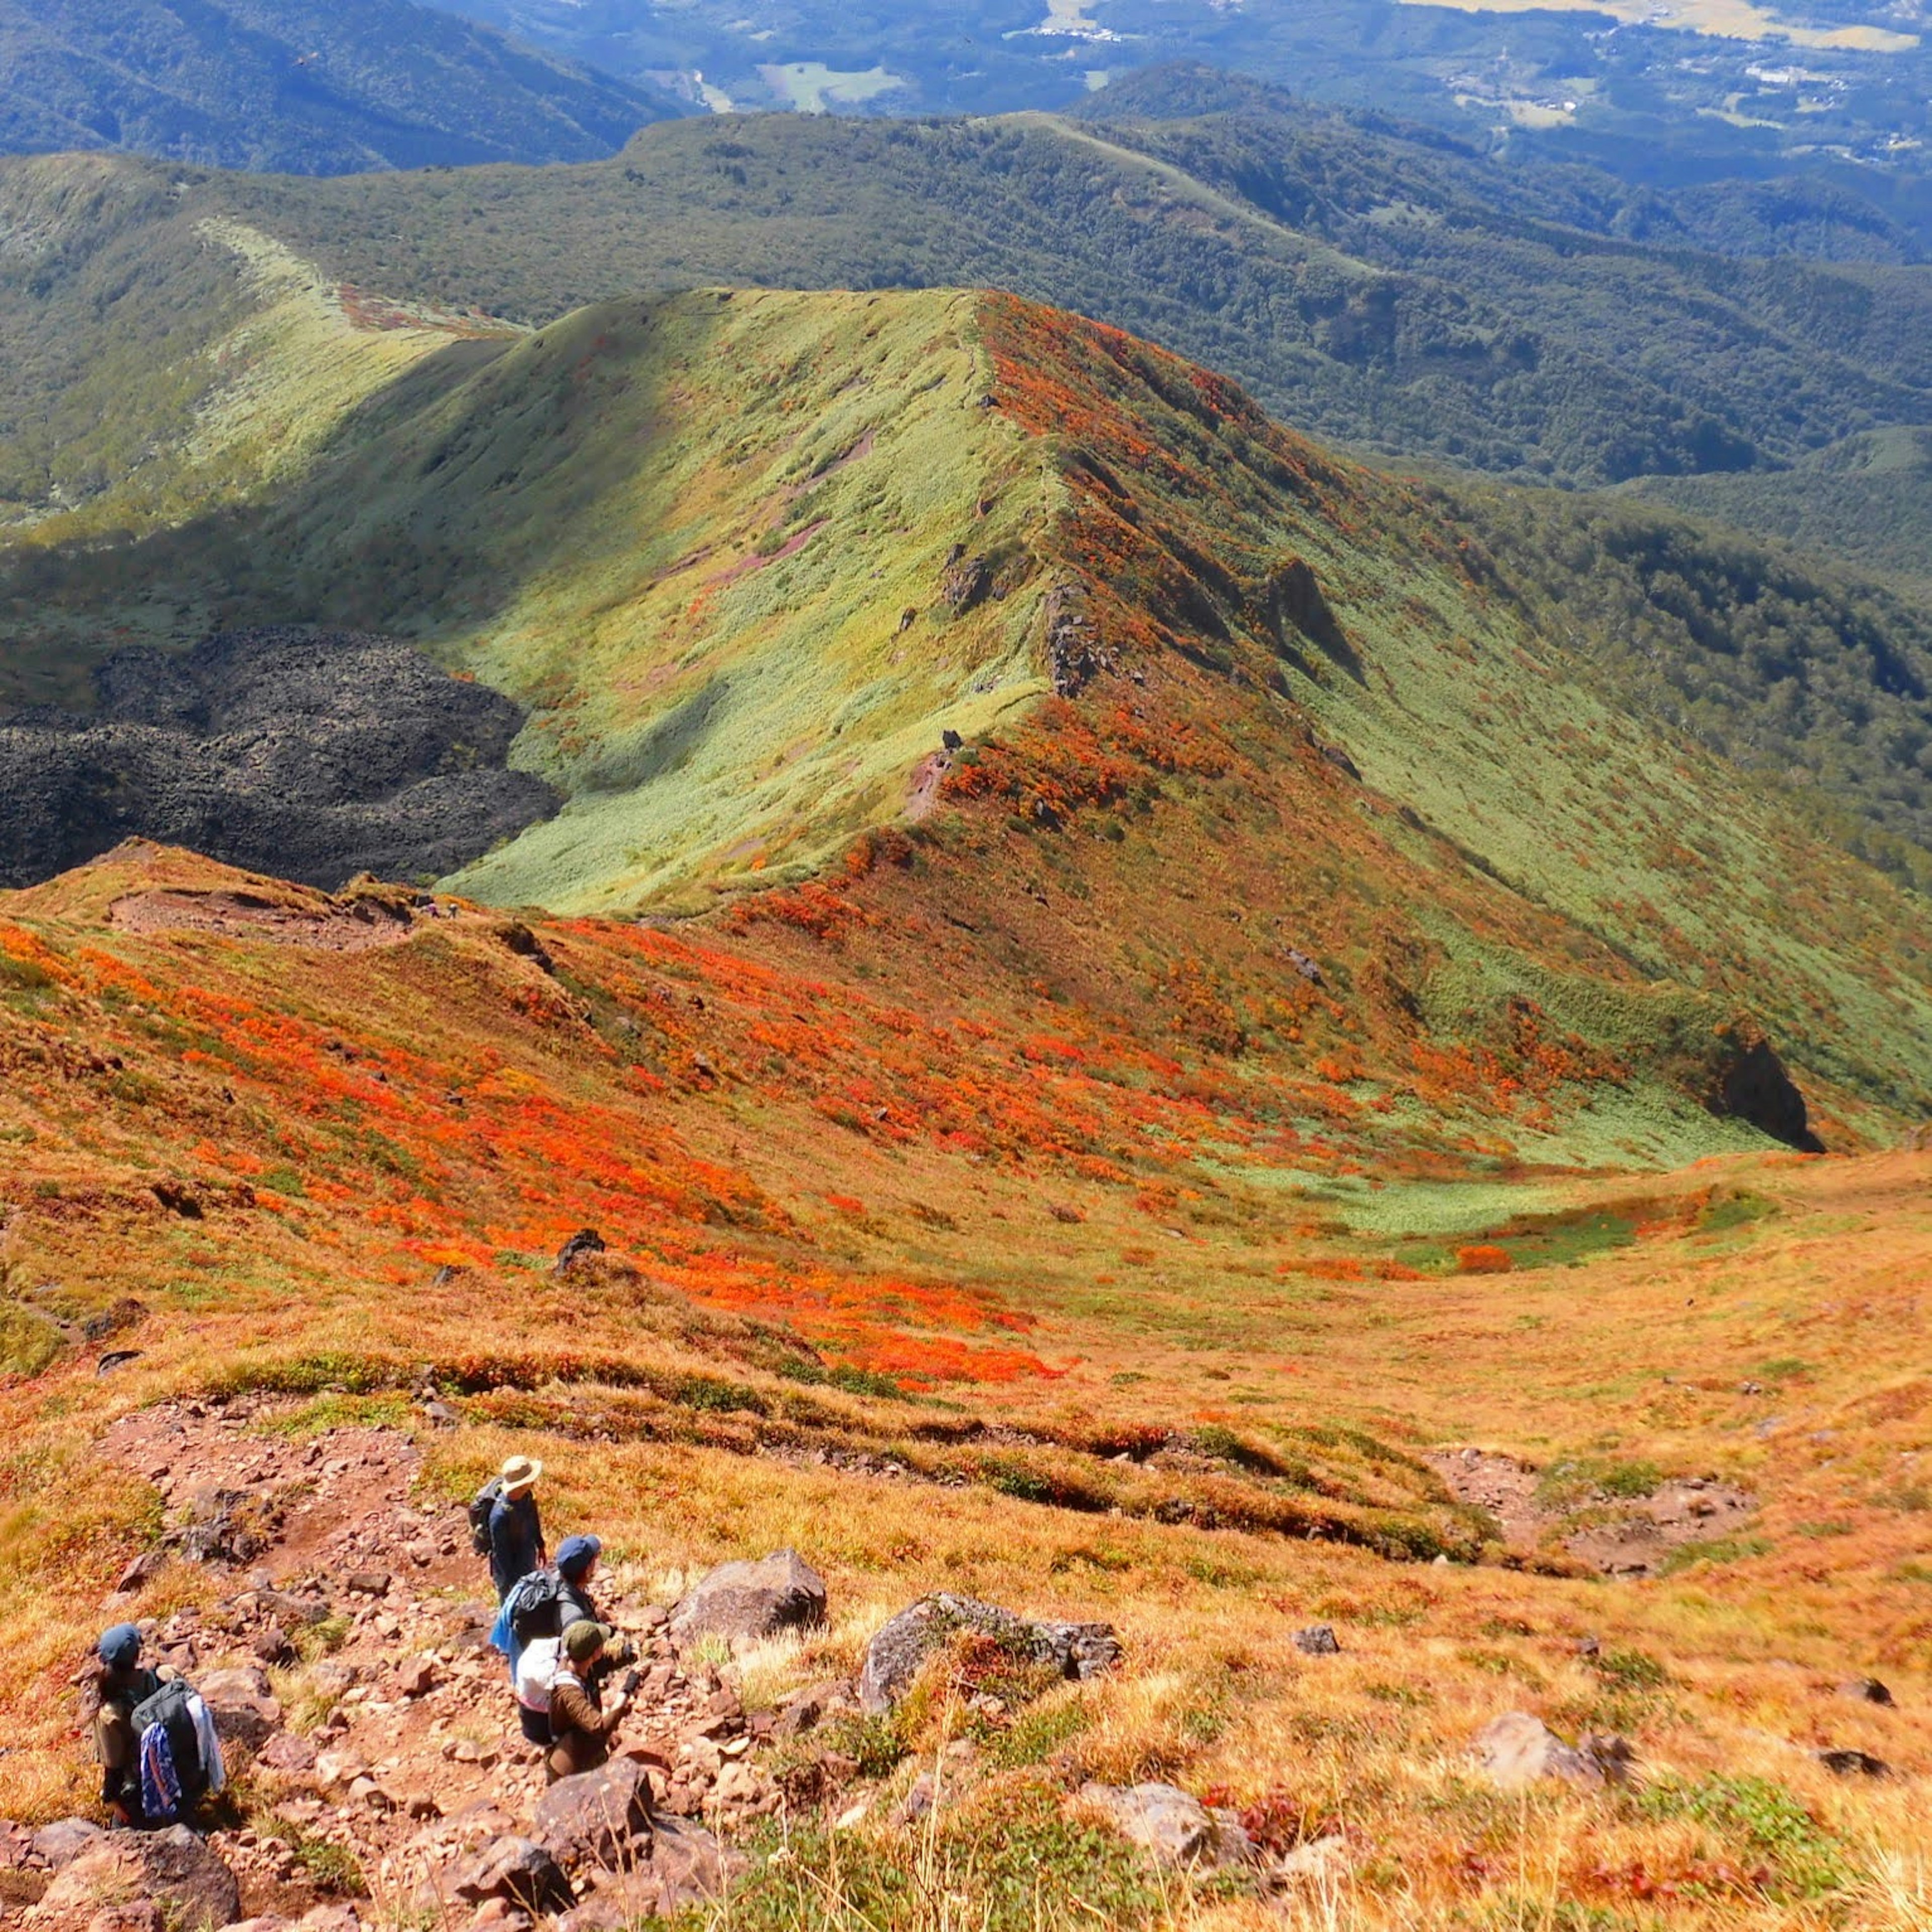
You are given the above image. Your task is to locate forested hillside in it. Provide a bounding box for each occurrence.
[0,0,684,174]
[163,100,1932,488]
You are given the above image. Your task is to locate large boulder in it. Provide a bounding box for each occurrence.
[669,1551,827,1645]
[28,1826,239,1930]
[1078,1783,1253,1869]
[858,1594,1120,1714]
[534,1760,654,1870]
[1472,1713,1632,1788]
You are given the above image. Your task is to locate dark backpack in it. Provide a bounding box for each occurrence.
[131,1677,205,1807]
[468,1477,506,1556]
[507,1567,567,1643]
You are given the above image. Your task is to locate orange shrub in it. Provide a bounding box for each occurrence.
[1456,1244,1514,1274]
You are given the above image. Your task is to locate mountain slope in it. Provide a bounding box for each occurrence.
[0,0,684,175]
[6,270,1932,1148]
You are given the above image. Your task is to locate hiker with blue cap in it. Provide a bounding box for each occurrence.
[91,1625,172,1826]
[490,1530,636,1737]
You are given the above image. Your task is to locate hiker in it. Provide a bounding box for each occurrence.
[91,1625,224,1827]
[545,1621,636,1783]
[93,1625,170,1827]
[490,1531,634,1684]
[483,1455,547,1602]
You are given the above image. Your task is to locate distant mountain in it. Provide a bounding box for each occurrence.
[0,0,687,175]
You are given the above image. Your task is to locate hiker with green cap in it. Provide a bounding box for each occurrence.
[91,1625,175,1826]
[546,1621,635,1783]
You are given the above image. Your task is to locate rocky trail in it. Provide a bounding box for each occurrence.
[1426,1448,1757,1579]
[0,1397,824,1932]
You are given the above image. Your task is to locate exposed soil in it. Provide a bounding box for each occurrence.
[106,888,423,954]
[1428,1447,1757,1579]
[0,628,557,892]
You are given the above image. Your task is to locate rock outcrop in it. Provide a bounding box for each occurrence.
[858,1594,1120,1714]
[669,1550,827,1645]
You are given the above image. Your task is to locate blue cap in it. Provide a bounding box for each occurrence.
[99,1623,141,1668]
[556,1534,601,1580]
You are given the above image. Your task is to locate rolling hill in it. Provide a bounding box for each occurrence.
[0,0,686,175]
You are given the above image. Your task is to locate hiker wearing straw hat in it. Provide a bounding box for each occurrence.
[487,1454,547,1601]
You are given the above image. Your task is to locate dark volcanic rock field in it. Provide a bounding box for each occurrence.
[0,628,558,889]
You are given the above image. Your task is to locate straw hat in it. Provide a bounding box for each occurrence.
[500,1454,543,1495]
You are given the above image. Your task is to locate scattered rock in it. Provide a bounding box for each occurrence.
[97,1351,143,1376]
[314,1748,370,1789]
[1078,1783,1253,1869]
[771,1680,854,1740]
[83,1300,148,1342]
[257,1732,318,1775]
[1817,1748,1891,1778]
[110,1550,166,1596]
[390,1656,437,1700]
[30,1826,239,1931]
[1275,1834,1353,1882]
[198,1665,282,1749]
[1293,1625,1341,1656]
[451,1837,573,1915]
[534,1761,655,1871]
[1472,1713,1632,1788]
[859,1594,1120,1714]
[553,1229,607,1276]
[1839,1677,1894,1706]
[669,1550,828,1644]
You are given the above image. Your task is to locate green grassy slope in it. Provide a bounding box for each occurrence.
[1,287,1054,910]
[0,0,684,175]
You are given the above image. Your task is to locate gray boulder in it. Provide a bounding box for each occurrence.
[1472,1712,1632,1788]
[859,1594,1120,1714]
[535,1759,655,1870]
[1079,1783,1253,1868]
[669,1550,827,1644]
